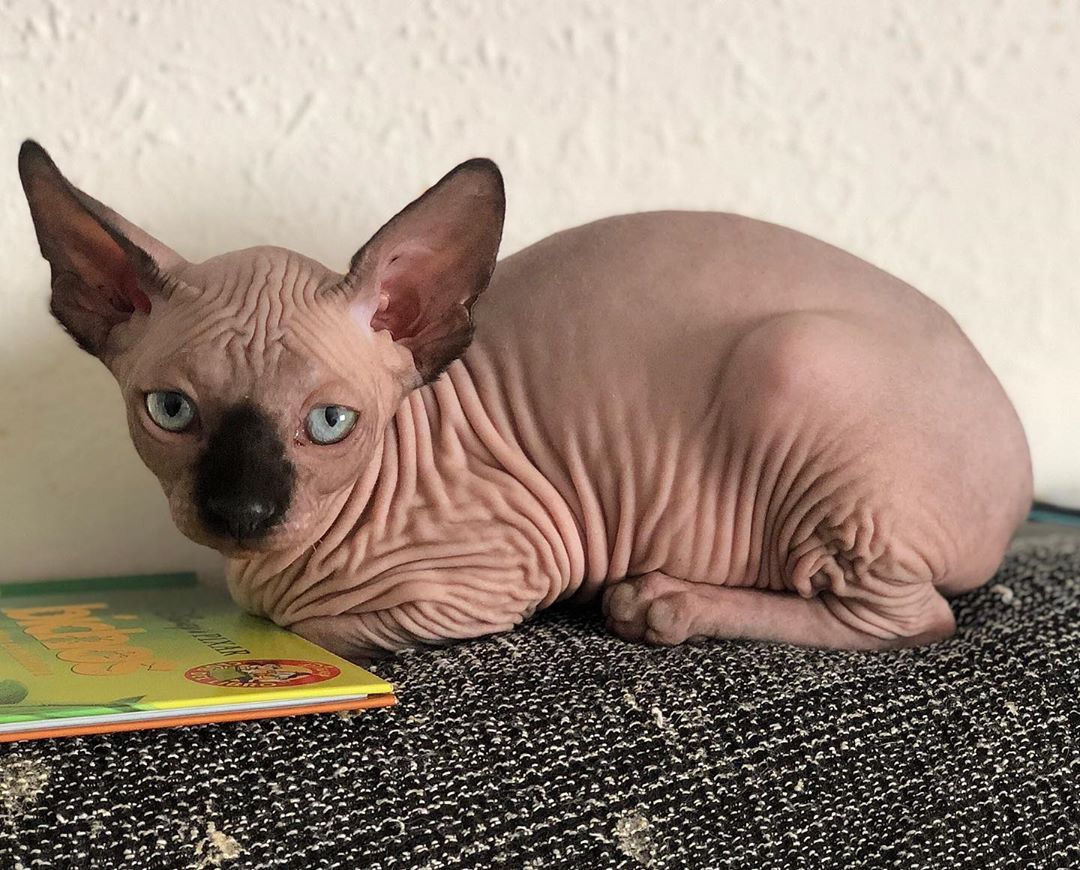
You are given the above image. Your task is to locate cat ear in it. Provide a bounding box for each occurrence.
[18,140,185,358]
[342,158,505,383]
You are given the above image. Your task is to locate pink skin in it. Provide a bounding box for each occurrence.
[20,142,1032,662]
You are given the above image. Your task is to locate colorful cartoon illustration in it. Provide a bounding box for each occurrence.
[184,659,340,688]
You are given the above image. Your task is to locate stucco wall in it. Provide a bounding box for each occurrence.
[1,0,1077,582]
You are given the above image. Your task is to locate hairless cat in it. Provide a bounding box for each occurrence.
[19,141,1032,661]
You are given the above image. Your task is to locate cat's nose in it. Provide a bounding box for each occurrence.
[205,496,280,541]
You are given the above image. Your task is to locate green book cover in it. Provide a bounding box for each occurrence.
[0,573,394,741]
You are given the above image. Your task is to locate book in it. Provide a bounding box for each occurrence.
[0,572,395,742]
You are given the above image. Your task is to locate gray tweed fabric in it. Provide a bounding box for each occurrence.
[1,535,1078,870]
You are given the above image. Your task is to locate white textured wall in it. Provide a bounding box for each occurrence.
[1,0,1078,583]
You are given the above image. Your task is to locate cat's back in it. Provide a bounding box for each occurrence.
[470,210,953,426]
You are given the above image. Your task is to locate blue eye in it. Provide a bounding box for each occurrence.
[146,391,196,432]
[305,405,358,445]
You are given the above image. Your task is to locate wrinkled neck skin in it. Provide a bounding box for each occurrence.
[224,358,585,632]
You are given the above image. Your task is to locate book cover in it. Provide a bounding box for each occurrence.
[0,573,395,742]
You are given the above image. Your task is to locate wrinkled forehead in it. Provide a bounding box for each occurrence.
[175,245,343,313]
[121,247,371,399]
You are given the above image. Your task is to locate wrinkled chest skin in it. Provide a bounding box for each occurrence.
[229,213,1031,661]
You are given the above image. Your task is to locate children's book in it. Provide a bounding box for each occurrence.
[0,573,394,742]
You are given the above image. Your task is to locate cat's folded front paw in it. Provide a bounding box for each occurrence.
[602,572,701,646]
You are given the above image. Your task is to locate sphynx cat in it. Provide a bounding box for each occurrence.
[19,141,1032,661]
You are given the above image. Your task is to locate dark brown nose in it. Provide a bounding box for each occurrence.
[204,495,280,541]
[195,403,295,542]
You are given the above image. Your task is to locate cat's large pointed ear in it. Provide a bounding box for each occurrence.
[340,158,505,384]
[18,140,185,359]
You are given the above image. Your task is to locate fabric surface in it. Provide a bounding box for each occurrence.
[1,535,1078,870]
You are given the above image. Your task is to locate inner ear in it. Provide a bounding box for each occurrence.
[49,202,150,316]
[342,158,505,384]
[19,140,183,357]
[370,242,475,340]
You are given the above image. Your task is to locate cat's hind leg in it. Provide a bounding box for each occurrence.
[602,571,956,650]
